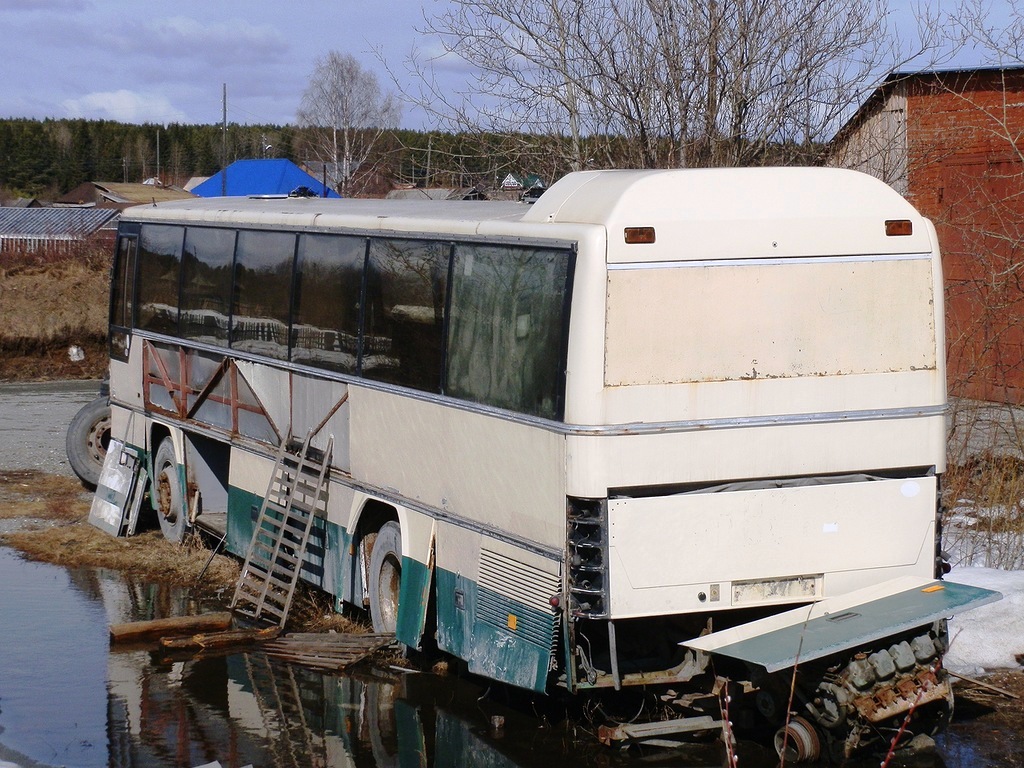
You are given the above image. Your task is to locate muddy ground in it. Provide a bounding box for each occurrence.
[0,469,370,634]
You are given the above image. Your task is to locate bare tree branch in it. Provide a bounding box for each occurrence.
[296,52,401,195]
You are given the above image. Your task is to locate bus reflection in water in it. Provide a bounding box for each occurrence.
[108,641,545,768]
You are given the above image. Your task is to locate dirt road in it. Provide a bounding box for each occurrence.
[0,379,101,476]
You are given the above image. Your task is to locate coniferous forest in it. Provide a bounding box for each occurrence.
[0,117,585,200]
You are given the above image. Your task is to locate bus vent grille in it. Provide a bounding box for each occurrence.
[478,548,559,647]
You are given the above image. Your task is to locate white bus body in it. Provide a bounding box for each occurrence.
[98,168,997,756]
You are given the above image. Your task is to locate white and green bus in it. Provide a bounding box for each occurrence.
[94,168,997,758]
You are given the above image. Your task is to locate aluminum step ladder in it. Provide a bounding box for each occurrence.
[231,432,333,627]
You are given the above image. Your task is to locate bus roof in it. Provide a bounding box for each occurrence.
[124,168,933,259]
[122,195,531,236]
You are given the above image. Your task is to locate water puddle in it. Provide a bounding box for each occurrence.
[0,545,642,768]
[0,545,1012,768]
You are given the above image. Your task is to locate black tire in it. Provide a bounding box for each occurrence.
[368,521,402,634]
[65,395,111,488]
[152,437,189,543]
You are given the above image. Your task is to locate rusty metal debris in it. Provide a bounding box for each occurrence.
[597,714,725,747]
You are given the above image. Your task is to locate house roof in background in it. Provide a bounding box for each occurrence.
[0,206,119,238]
[55,181,194,207]
[831,65,1024,147]
[191,158,341,198]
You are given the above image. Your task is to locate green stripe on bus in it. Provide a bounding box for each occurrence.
[435,568,555,693]
[397,555,432,649]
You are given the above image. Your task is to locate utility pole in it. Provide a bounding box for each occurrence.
[221,83,228,196]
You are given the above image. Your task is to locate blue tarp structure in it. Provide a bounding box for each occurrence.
[191,158,341,198]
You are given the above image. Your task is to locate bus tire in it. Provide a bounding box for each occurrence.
[66,396,111,489]
[153,437,188,543]
[368,521,402,634]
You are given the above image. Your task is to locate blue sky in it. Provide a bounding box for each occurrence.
[0,0,449,127]
[0,0,1010,129]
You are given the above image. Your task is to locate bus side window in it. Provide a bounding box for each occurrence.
[179,227,236,346]
[136,224,185,335]
[110,236,137,329]
[363,238,448,393]
[231,230,295,360]
[446,244,571,419]
[291,233,364,374]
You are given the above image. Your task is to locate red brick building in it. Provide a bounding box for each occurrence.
[832,67,1024,403]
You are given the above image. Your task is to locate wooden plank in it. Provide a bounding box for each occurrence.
[265,634,393,649]
[161,626,281,650]
[949,670,1022,699]
[110,612,233,643]
[281,632,393,640]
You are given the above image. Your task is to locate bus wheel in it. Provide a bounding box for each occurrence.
[66,396,110,488]
[368,521,402,634]
[153,438,188,543]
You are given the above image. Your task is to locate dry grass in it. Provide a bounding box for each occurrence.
[942,399,1024,569]
[288,586,370,634]
[0,243,110,381]
[6,526,240,591]
[0,469,88,522]
[0,470,239,594]
[0,260,110,344]
[0,470,372,632]
[946,452,1024,531]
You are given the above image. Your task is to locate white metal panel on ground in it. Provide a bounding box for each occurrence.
[682,576,1001,672]
[605,476,936,618]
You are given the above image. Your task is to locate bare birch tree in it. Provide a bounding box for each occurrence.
[297,52,401,195]
[406,0,912,170]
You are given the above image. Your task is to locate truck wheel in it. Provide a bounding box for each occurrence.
[153,437,188,543]
[66,396,110,488]
[368,521,402,634]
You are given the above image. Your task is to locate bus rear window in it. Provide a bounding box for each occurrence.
[605,256,936,386]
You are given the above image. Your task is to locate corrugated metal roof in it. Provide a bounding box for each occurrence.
[0,207,119,238]
[93,183,195,204]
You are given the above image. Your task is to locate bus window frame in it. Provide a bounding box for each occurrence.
[125,219,577,423]
[109,222,141,361]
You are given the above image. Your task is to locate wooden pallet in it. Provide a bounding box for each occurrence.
[262,632,396,672]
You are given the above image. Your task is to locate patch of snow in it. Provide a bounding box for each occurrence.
[942,507,1024,570]
[945,566,1024,675]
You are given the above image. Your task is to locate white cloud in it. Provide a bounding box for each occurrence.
[62,90,188,124]
[108,15,287,66]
